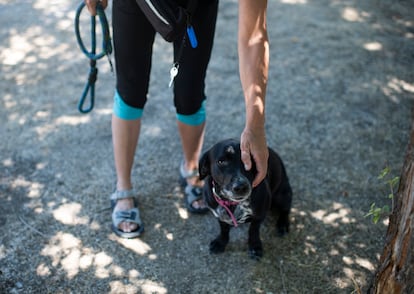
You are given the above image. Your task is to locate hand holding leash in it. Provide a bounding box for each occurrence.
[84,0,108,16]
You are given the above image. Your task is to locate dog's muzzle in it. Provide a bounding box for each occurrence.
[221,176,252,202]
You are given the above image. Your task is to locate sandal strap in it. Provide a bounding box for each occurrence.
[185,185,203,203]
[110,189,136,201]
[180,161,199,179]
[112,207,142,228]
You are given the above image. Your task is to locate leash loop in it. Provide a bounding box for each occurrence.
[74,1,112,113]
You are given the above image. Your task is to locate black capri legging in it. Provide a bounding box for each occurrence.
[112,0,218,115]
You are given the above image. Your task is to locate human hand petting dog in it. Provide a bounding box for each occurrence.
[240,127,269,188]
[84,0,108,15]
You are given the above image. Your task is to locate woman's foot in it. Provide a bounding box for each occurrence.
[111,190,144,238]
[113,198,138,232]
[180,162,209,214]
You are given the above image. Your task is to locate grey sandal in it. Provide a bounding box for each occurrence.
[180,161,209,214]
[110,189,144,238]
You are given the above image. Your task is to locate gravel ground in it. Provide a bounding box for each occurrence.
[1,0,413,293]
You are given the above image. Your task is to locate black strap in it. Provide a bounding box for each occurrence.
[169,0,199,87]
[174,0,198,64]
[186,0,198,19]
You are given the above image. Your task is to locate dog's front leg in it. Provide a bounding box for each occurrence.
[248,219,263,259]
[209,221,231,254]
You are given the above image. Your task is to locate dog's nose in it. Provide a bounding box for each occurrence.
[232,181,251,196]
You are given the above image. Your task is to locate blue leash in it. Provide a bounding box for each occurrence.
[74,2,113,113]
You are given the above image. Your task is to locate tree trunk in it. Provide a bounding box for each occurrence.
[368,111,414,294]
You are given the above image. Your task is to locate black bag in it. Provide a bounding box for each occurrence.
[135,0,198,45]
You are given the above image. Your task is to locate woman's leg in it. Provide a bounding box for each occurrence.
[177,121,205,173]
[177,120,206,209]
[174,0,218,211]
[111,0,155,233]
[112,115,141,232]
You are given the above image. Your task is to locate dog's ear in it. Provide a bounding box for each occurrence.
[199,151,210,180]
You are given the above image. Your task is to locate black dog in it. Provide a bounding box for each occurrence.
[199,138,292,259]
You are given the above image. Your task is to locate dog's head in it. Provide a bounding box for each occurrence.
[199,139,256,202]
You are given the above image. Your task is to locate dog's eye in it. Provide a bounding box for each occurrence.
[217,159,227,167]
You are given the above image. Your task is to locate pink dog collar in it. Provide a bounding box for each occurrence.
[212,186,240,227]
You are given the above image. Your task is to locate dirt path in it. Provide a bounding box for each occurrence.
[1,0,413,293]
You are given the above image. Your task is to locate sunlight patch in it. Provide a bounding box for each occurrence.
[36,263,51,276]
[90,220,101,230]
[33,0,67,13]
[363,42,383,51]
[1,34,29,65]
[0,245,5,259]
[55,115,91,126]
[174,201,189,220]
[381,77,414,103]
[112,235,152,255]
[57,18,73,30]
[3,94,15,109]
[355,257,375,270]
[62,248,82,278]
[2,158,13,167]
[109,280,150,294]
[1,25,58,66]
[79,252,93,269]
[342,255,375,271]
[141,280,168,294]
[11,177,44,199]
[311,205,355,227]
[53,202,88,225]
[129,269,140,279]
[112,265,125,277]
[342,7,366,22]
[280,0,307,4]
[28,182,44,198]
[178,206,189,219]
[143,125,162,137]
[41,232,82,268]
[41,233,128,280]
[95,108,113,115]
[35,110,50,119]
[94,251,113,278]
[388,78,414,94]
[343,256,353,265]
[11,177,31,189]
[34,115,91,139]
[304,241,317,255]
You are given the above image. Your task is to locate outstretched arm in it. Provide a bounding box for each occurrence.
[238,0,270,187]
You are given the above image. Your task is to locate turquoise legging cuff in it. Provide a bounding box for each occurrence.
[113,90,143,120]
[113,91,206,125]
[176,101,206,126]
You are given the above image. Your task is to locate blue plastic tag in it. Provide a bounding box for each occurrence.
[187,26,198,48]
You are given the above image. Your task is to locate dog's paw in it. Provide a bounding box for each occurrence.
[209,238,227,254]
[248,235,263,260]
[248,247,263,260]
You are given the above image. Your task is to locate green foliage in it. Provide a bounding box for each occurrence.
[366,167,400,224]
